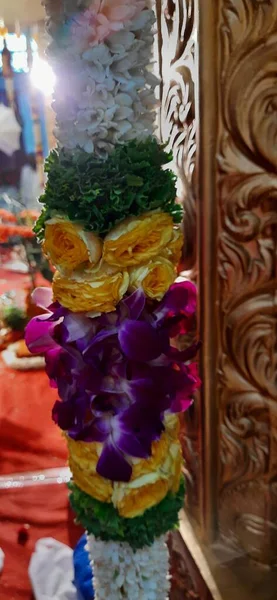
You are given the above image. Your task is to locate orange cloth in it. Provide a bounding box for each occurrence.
[0,358,67,475]
[0,358,82,600]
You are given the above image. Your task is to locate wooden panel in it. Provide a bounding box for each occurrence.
[156,0,197,269]
[155,0,203,526]
[217,0,277,564]
[169,531,214,600]
[156,0,277,564]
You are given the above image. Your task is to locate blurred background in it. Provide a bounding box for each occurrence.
[0,2,276,600]
[0,1,55,205]
[0,5,72,598]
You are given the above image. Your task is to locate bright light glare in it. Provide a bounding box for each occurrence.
[31,56,55,96]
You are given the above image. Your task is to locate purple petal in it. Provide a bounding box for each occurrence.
[46,347,81,390]
[32,287,53,310]
[47,303,67,321]
[114,426,150,459]
[125,375,157,405]
[83,327,117,357]
[91,393,129,415]
[25,316,60,354]
[97,440,132,482]
[167,362,201,413]
[118,319,169,362]
[122,288,145,320]
[99,311,118,329]
[170,395,194,413]
[168,342,201,362]
[61,313,95,344]
[82,366,104,396]
[45,347,61,387]
[116,434,149,459]
[122,399,164,432]
[52,400,77,430]
[154,280,197,333]
[70,417,110,443]
[119,401,164,452]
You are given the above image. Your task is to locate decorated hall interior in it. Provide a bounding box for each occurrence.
[0,1,276,599]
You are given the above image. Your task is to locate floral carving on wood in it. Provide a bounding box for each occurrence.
[218,0,277,562]
[169,531,213,599]
[155,0,197,267]
[155,0,200,517]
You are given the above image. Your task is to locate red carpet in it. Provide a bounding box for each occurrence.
[0,269,83,599]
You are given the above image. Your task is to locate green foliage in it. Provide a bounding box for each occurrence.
[69,478,185,550]
[3,307,27,332]
[34,139,182,240]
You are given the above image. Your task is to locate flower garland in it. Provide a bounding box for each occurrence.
[88,535,170,600]
[26,1,201,598]
[48,1,157,156]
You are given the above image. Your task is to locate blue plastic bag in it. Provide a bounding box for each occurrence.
[73,535,94,600]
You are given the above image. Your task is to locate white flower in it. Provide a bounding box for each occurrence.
[82,43,113,64]
[51,8,159,156]
[87,534,170,600]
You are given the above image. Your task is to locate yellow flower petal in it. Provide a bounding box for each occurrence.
[66,417,182,516]
[128,256,176,301]
[112,430,182,518]
[66,437,113,503]
[103,211,174,268]
[161,227,183,265]
[164,413,180,439]
[114,478,169,518]
[169,443,183,493]
[131,432,170,480]
[52,263,129,313]
[43,217,102,275]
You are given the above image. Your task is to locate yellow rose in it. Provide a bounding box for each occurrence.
[52,263,129,313]
[160,441,183,494]
[112,442,182,518]
[113,478,169,518]
[65,417,182,517]
[66,437,113,503]
[169,443,183,493]
[112,430,182,518]
[128,256,176,301]
[131,433,169,481]
[103,211,174,268]
[161,227,183,265]
[43,217,103,275]
[164,413,180,439]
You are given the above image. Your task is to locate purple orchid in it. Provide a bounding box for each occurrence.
[25,282,200,482]
[25,287,97,354]
[154,279,197,336]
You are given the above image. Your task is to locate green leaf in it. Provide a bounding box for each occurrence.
[36,138,182,240]
[125,174,144,187]
[3,307,27,332]
[68,478,185,550]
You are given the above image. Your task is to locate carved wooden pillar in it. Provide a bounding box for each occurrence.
[156,0,277,566]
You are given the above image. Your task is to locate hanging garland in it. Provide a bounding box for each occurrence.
[26,1,200,598]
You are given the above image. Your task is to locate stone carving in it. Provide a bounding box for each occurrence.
[218,0,277,562]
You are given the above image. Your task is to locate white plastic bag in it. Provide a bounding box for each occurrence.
[29,538,78,600]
